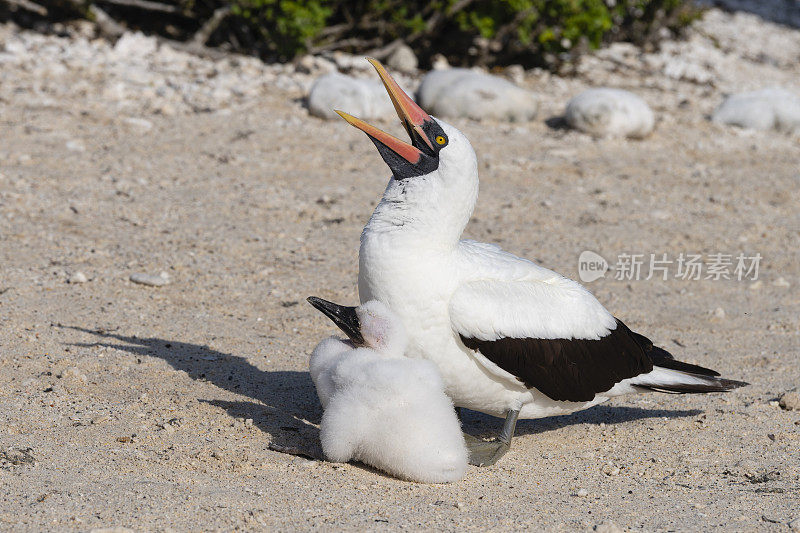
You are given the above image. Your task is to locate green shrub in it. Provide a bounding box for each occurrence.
[222,0,699,66]
[15,0,700,67]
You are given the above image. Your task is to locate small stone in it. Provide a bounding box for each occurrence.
[602,464,620,476]
[59,366,87,384]
[68,271,88,284]
[306,73,401,120]
[90,528,135,533]
[565,88,654,138]
[749,280,763,290]
[779,391,800,411]
[129,272,170,287]
[772,277,790,287]
[91,415,111,425]
[417,68,538,122]
[712,88,800,134]
[713,307,726,319]
[594,521,623,533]
[504,64,525,85]
[430,54,449,70]
[0,447,35,467]
[66,140,86,152]
[294,458,317,468]
[122,117,153,133]
[731,459,760,479]
[576,488,589,497]
[386,44,418,73]
[244,418,254,427]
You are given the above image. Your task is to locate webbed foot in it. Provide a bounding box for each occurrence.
[464,434,510,466]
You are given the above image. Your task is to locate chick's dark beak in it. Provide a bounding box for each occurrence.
[307,296,364,346]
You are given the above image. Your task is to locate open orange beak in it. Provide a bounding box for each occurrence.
[334,58,440,180]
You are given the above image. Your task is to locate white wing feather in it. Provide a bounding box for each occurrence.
[451,240,616,341]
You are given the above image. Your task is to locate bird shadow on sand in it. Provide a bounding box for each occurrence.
[460,404,703,440]
[63,326,701,460]
[63,326,326,460]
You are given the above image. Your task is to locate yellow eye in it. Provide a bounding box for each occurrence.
[435,135,446,145]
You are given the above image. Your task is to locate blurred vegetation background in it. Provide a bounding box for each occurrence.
[1,0,700,68]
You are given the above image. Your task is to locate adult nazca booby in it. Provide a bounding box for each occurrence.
[335,59,747,466]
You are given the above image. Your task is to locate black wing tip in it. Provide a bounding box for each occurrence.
[652,358,721,377]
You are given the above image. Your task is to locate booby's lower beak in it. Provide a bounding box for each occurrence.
[307,296,364,346]
[335,110,437,180]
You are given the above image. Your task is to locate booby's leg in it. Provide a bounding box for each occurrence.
[465,409,520,467]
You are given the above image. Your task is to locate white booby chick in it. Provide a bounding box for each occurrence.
[307,297,468,483]
[334,59,748,467]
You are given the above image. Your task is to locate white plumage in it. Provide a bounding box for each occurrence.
[359,119,740,419]
[309,300,468,483]
[337,59,744,465]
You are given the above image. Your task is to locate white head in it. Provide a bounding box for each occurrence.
[336,59,479,245]
[307,297,407,358]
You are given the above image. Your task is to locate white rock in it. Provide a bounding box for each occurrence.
[66,140,86,152]
[306,73,398,120]
[417,68,538,122]
[565,88,655,138]
[386,44,418,73]
[712,89,800,134]
[122,117,153,133]
[779,391,800,411]
[594,522,623,533]
[713,307,726,319]
[112,32,158,59]
[68,271,88,284]
[129,272,170,287]
[504,64,525,85]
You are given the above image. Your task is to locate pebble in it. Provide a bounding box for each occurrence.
[293,458,318,469]
[772,277,790,287]
[89,528,135,533]
[565,88,655,138]
[779,391,800,411]
[59,366,88,384]
[306,73,399,120]
[68,271,88,284]
[122,117,153,133]
[594,521,623,533]
[713,307,726,319]
[712,88,800,134]
[749,280,763,290]
[129,272,170,287]
[417,68,538,122]
[386,44,418,73]
[576,488,589,497]
[66,140,86,152]
[602,464,621,476]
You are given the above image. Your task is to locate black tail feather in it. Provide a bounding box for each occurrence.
[620,320,749,394]
[636,375,749,395]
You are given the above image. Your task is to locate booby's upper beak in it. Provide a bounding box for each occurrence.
[307,296,364,346]
[335,58,445,180]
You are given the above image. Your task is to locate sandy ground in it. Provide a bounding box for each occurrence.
[1,8,799,532]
